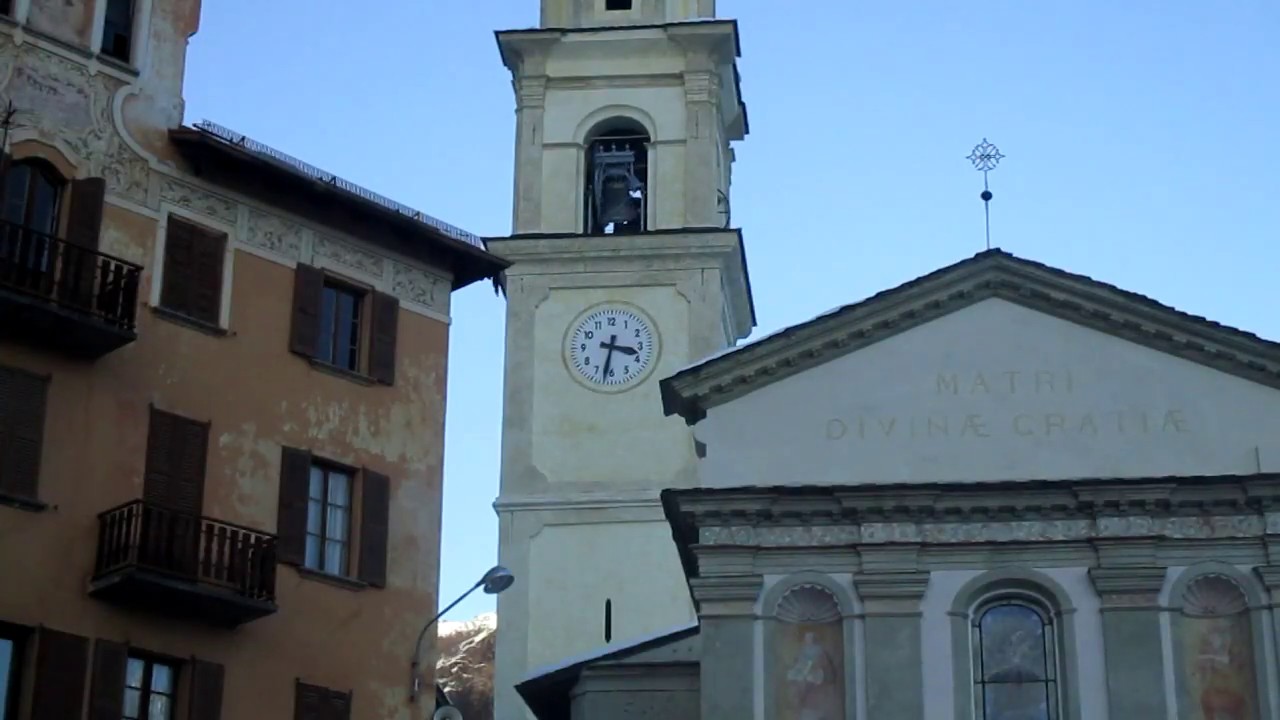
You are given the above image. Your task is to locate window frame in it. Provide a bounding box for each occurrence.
[155,212,230,332]
[317,277,367,374]
[100,0,137,63]
[2,158,64,236]
[122,652,178,720]
[970,595,1060,720]
[0,622,28,720]
[304,460,356,578]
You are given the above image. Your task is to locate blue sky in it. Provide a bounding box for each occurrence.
[182,1,1278,621]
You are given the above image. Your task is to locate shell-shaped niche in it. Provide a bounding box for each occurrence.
[775,584,842,624]
[1182,573,1249,617]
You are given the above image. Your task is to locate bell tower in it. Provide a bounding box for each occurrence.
[489,1,754,717]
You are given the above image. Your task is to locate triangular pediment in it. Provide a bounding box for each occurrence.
[661,249,1280,423]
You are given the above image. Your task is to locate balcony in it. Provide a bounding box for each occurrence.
[90,500,279,628]
[0,219,141,359]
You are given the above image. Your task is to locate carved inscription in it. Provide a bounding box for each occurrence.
[826,370,1191,442]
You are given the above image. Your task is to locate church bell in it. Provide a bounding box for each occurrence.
[591,144,644,231]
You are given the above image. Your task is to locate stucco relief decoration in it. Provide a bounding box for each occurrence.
[159,177,238,225]
[0,45,148,200]
[773,585,845,720]
[245,209,305,259]
[1178,574,1259,719]
[315,234,384,277]
[391,261,444,311]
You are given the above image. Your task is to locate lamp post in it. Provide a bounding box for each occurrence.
[409,565,515,703]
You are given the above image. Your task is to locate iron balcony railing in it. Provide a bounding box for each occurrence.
[0,218,141,331]
[94,499,278,604]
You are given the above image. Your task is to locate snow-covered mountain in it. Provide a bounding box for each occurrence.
[435,612,497,719]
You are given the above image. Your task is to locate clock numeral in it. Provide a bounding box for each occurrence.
[636,342,643,351]
[583,356,590,365]
[634,329,641,338]
[607,317,617,327]
[594,320,602,330]
[580,343,587,351]
[608,368,616,378]
[584,330,594,340]
[623,366,630,375]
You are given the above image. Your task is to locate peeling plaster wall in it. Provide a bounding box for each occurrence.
[0,5,457,719]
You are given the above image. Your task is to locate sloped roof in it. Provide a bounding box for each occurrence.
[660,248,1280,424]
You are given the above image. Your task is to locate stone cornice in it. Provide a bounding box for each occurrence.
[854,572,931,600]
[661,476,1280,556]
[659,249,1280,424]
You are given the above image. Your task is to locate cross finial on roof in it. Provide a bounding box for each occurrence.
[967,138,1004,250]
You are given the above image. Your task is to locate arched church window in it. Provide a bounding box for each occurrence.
[1176,573,1260,719]
[773,584,845,718]
[971,596,1059,720]
[2,159,63,235]
[584,122,648,235]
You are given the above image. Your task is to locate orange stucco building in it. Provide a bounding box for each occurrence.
[0,1,508,719]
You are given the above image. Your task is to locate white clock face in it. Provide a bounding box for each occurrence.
[565,304,659,391]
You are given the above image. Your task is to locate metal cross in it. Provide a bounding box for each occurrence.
[967,138,1004,250]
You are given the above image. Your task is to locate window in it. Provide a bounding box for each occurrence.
[2,159,63,234]
[605,0,633,9]
[306,463,352,576]
[584,123,649,235]
[124,656,175,720]
[0,364,49,504]
[102,0,135,63]
[971,598,1059,720]
[277,447,391,588]
[0,626,24,720]
[288,264,400,385]
[0,1,11,18]
[318,281,362,371]
[159,216,227,327]
[295,680,351,720]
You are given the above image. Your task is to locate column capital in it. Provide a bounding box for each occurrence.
[855,572,930,616]
[1089,566,1167,609]
[691,574,762,617]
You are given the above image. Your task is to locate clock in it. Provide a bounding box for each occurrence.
[563,302,660,392]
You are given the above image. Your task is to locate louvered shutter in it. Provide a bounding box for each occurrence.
[188,657,226,720]
[143,407,208,516]
[325,688,352,720]
[294,681,324,720]
[87,639,128,720]
[277,447,313,566]
[66,177,106,249]
[30,627,90,720]
[189,227,226,325]
[368,291,399,385]
[289,264,325,357]
[160,218,198,317]
[357,469,390,588]
[0,365,49,500]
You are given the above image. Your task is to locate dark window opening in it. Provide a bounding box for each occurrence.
[972,598,1057,720]
[2,160,62,235]
[604,599,613,643]
[305,462,353,577]
[102,0,135,62]
[0,1,12,19]
[124,656,176,720]
[605,0,633,9]
[318,281,364,372]
[584,126,648,235]
[0,625,27,720]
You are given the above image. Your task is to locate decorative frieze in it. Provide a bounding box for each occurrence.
[315,233,385,277]
[245,209,306,260]
[158,177,238,225]
[391,260,445,310]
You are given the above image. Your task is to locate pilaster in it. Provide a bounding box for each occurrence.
[1089,566,1169,718]
[855,572,930,720]
[691,573,760,720]
[1254,565,1280,685]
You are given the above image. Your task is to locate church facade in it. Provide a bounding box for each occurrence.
[488,2,1280,719]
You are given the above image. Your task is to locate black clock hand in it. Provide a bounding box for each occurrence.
[600,339,638,356]
[600,334,617,379]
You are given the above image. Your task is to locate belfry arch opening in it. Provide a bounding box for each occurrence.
[583,119,649,235]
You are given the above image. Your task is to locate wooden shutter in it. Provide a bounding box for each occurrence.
[294,681,324,720]
[289,264,325,357]
[143,407,209,516]
[0,151,10,200]
[325,688,352,720]
[357,469,390,588]
[87,639,128,720]
[368,291,399,385]
[161,217,226,325]
[30,627,89,720]
[0,365,49,500]
[66,177,106,249]
[188,657,225,720]
[277,446,313,566]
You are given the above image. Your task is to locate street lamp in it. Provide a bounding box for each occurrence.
[409,565,515,702]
